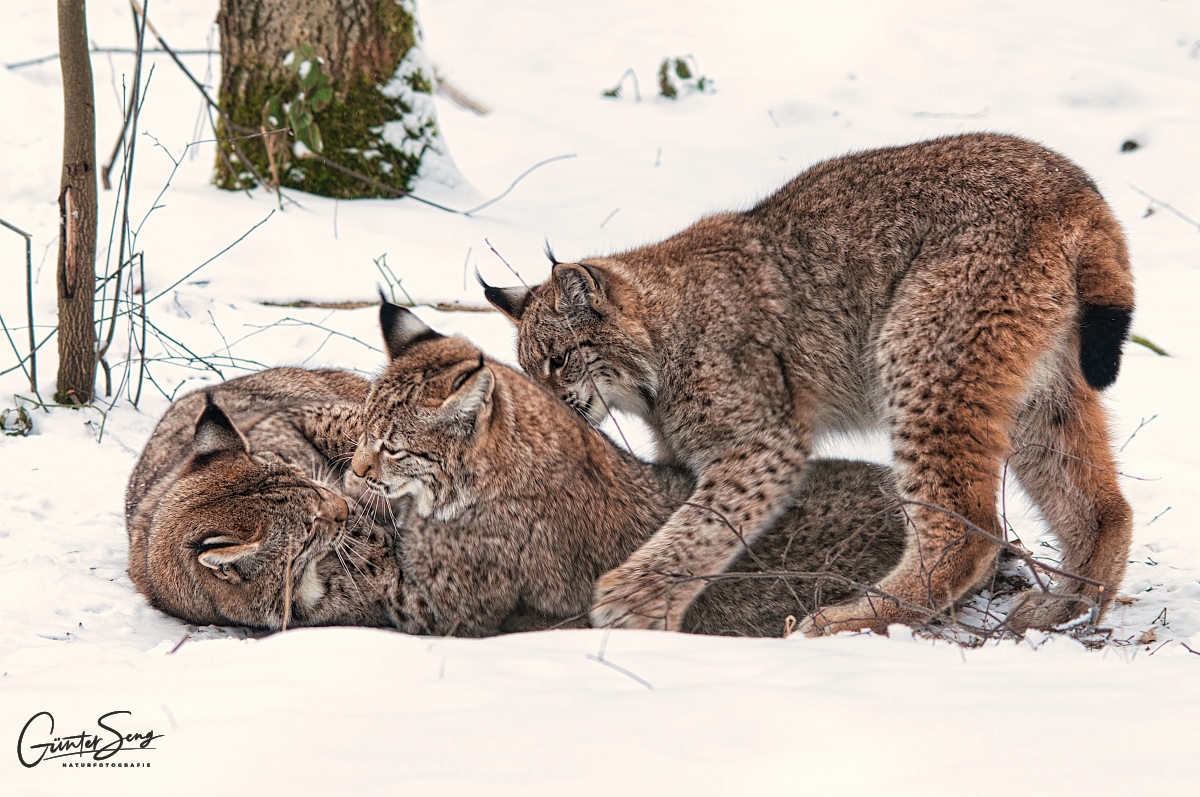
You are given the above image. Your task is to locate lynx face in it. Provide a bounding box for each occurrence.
[353,309,495,521]
[128,373,401,632]
[142,398,358,628]
[481,261,656,425]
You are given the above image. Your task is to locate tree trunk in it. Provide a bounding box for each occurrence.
[214,0,440,198]
[56,0,98,406]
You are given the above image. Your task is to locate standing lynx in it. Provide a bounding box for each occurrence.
[482,133,1135,634]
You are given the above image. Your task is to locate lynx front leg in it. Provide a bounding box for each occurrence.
[591,441,809,630]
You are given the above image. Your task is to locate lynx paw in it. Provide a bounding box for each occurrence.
[590,564,700,631]
[798,596,909,637]
[1005,590,1093,633]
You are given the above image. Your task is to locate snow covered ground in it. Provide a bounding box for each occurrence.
[2,0,1198,794]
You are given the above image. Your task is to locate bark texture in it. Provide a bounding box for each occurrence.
[215,0,439,198]
[56,0,98,405]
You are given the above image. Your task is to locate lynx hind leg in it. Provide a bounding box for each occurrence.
[1005,373,1132,631]
[803,251,1072,636]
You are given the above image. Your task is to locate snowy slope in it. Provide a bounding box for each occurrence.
[1,1,1199,794]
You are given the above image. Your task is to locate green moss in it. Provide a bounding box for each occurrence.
[214,3,438,199]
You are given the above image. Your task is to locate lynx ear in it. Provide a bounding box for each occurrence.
[379,298,443,360]
[196,537,261,583]
[552,262,602,314]
[194,393,249,458]
[477,270,532,322]
[441,361,495,430]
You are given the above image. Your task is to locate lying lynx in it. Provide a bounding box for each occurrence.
[125,369,400,630]
[482,132,1135,634]
[351,302,907,637]
[128,362,904,637]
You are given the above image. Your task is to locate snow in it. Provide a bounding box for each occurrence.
[1,0,1199,794]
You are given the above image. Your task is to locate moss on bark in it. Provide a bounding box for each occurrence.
[215,0,438,199]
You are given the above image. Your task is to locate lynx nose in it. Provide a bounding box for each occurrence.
[309,484,348,523]
[317,489,349,523]
[350,445,375,479]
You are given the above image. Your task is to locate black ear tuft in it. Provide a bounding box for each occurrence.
[477,268,533,322]
[194,392,249,458]
[543,239,558,266]
[379,299,444,361]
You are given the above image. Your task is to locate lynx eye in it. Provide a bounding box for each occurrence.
[450,369,475,393]
[548,352,568,372]
[188,535,239,553]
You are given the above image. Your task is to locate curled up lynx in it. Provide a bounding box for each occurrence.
[482,132,1136,634]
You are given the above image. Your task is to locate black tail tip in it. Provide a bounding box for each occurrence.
[1080,304,1133,390]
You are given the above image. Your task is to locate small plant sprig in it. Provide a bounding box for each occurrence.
[374,253,416,306]
[602,68,641,101]
[1,406,33,436]
[603,56,712,102]
[657,55,711,99]
[266,44,335,156]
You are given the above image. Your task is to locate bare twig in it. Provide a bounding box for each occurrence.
[1120,414,1158,452]
[432,67,491,115]
[602,68,642,102]
[166,631,191,654]
[5,47,215,71]
[586,630,653,690]
[901,498,1104,589]
[0,216,39,400]
[126,0,270,191]
[0,315,30,386]
[0,329,56,382]
[133,252,149,405]
[233,317,383,357]
[464,154,577,215]
[1146,506,1171,526]
[1129,184,1200,231]
[99,8,150,395]
[1017,441,1158,483]
[144,210,275,305]
[298,151,458,212]
[599,208,620,228]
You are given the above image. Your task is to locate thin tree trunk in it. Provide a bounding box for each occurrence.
[56,0,98,405]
